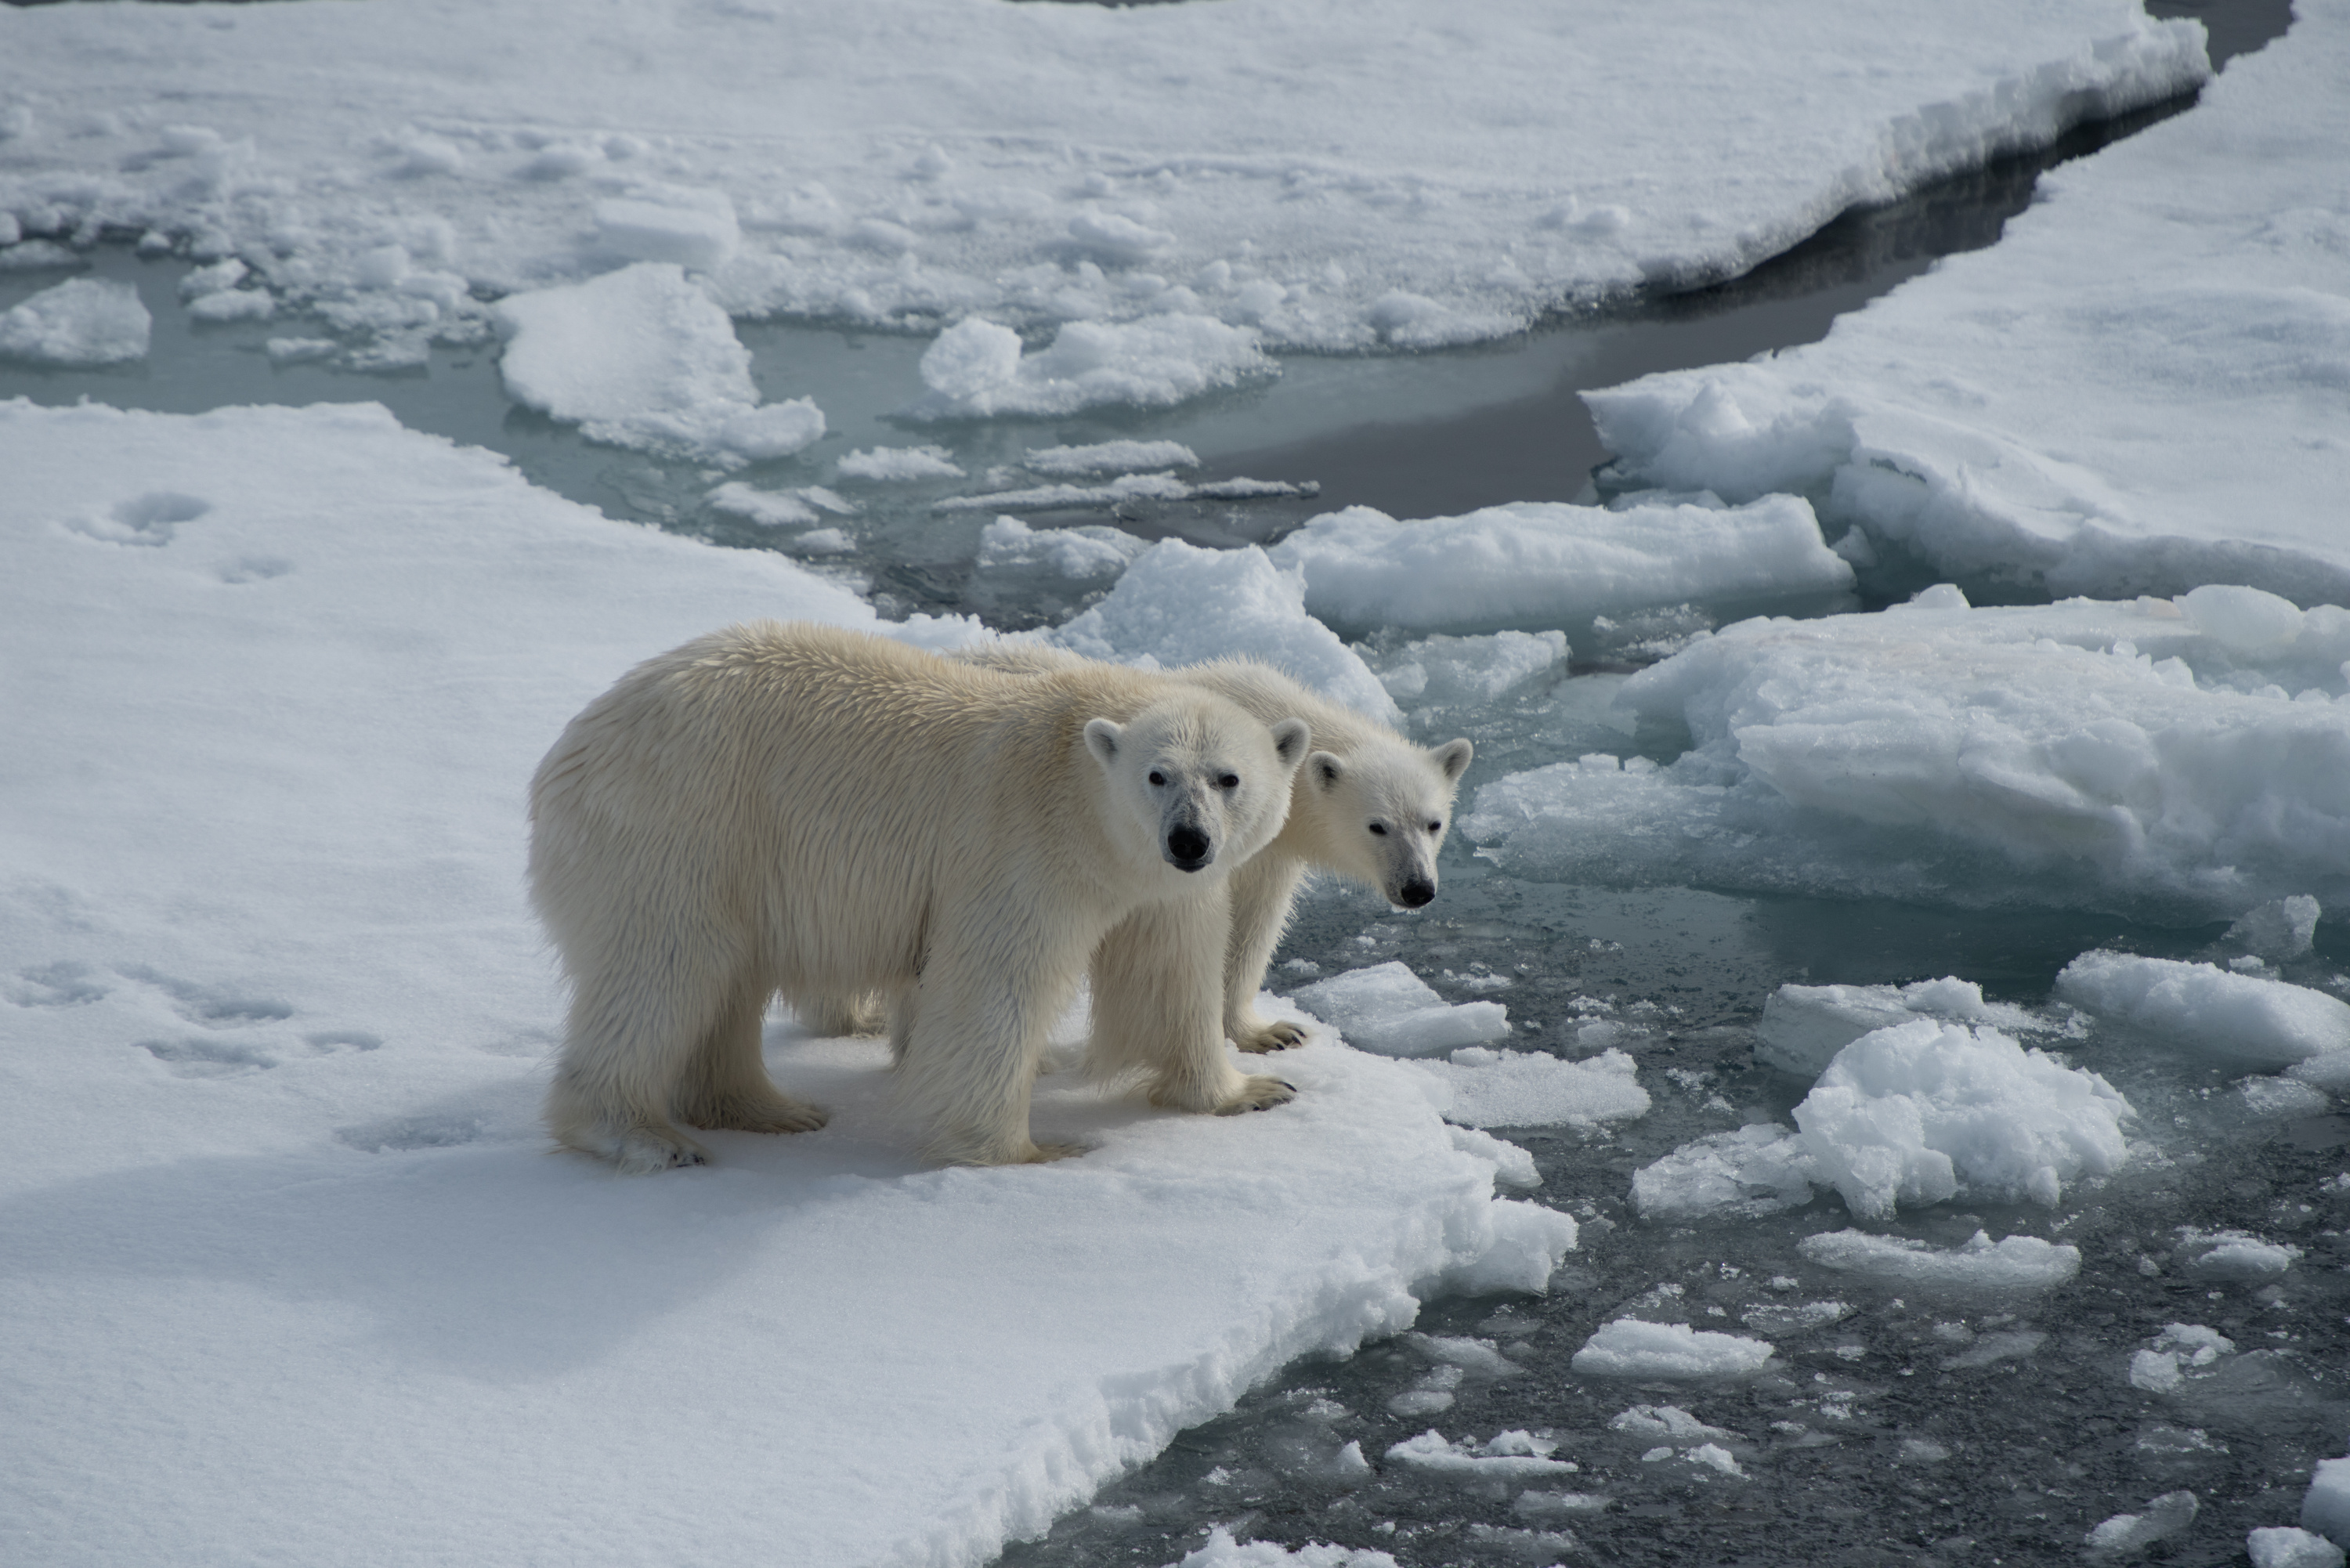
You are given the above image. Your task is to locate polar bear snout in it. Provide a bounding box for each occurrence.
[1165,821,1213,871]
[1396,876,1436,908]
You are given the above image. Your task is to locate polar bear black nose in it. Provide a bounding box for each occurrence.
[1397,877,1436,908]
[1166,826,1211,870]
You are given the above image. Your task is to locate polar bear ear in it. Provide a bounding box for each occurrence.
[1433,737,1473,782]
[1310,751,1347,791]
[1270,717,1311,770]
[1083,717,1123,770]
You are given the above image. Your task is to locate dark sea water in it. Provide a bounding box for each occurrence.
[3,5,2332,1564]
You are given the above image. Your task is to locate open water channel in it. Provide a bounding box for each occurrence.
[3,5,2337,1563]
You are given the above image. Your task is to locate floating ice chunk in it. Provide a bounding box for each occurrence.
[836,445,964,482]
[903,313,1271,421]
[1791,1020,2132,1220]
[1265,494,1849,637]
[974,516,1149,581]
[1025,439,1199,478]
[2184,584,2308,658]
[1383,1429,1578,1484]
[1043,540,1398,723]
[2178,1229,2301,1279]
[707,482,821,528]
[1513,1489,1609,1518]
[1738,1299,1849,1337]
[2250,1526,2346,1568]
[1463,598,2350,918]
[1570,1321,1773,1379]
[2054,952,2350,1069]
[594,190,739,271]
[2086,1492,2198,1558]
[1683,1443,1743,1477]
[1285,963,1509,1058]
[1373,630,1568,710]
[1941,1329,2045,1370]
[1797,1229,2081,1292]
[1629,1124,1817,1222]
[0,277,150,365]
[494,263,822,466]
[1066,209,1173,265]
[786,527,855,556]
[2129,1324,2235,1394]
[1755,977,2045,1076]
[1608,1405,1735,1443]
[1166,1526,1400,1568]
[1406,1046,1649,1129]
[186,288,274,323]
[2228,896,2323,959]
[2306,1457,2350,1550]
[2290,1052,2350,1094]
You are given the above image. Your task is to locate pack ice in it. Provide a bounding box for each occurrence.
[0,400,1580,1568]
[1464,590,2350,919]
[1585,0,2350,605]
[0,0,2204,352]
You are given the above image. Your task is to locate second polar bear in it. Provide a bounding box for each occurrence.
[808,644,1472,1061]
[529,621,1311,1172]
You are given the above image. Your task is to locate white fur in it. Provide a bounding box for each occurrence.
[528,622,1308,1172]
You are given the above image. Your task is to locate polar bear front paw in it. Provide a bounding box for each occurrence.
[1234,1017,1308,1053]
[611,1125,711,1175]
[1215,1074,1297,1115]
[686,1090,830,1135]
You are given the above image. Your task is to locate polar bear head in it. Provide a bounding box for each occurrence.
[1085,696,1311,877]
[1307,734,1473,909]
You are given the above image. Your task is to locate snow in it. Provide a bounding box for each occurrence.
[1462,594,2350,919]
[0,275,149,364]
[1585,0,2347,606]
[1791,1019,2133,1219]
[1040,540,1401,725]
[1570,1321,1774,1380]
[0,398,1579,1568]
[1264,493,1852,638]
[903,315,1274,421]
[1755,976,2047,1077]
[1796,1229,2082,1292]
[493,262,824,465]
[2054,952,2350,1069]
[2250,1528,2347,1568]
[0,1,2207,352]
[1286,962,1509,1058]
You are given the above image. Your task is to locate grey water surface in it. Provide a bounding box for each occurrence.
[5,5,2337,1564]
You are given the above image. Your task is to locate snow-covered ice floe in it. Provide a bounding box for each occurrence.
[1286,962,1509,1057]
[902,315,1274,421]
[2055,950,2350,1071]
[1463,591,2350,919]
[1755,974,2048,1077]
[1633,1015,2129,1222]
[0,399,1579,1568]
[1264,493,1852,638]
[1585,0,2346,605]
[0,1,2206,350]
[1796,1229,2084,1292]
[0,275,150,365]
[1571,1321,1775,1379]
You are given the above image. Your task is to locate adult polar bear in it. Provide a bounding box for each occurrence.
[809,645,1473,1061]
[530,622,1311,1172]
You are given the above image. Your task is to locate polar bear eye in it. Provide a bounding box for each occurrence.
[1217,773,1240,789]
[1368,822,1386,836]
[1148,770,1166,786]
[1427,819,1443,833]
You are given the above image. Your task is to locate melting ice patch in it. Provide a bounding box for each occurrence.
[1463,594,2350,919]
[494,262,822,465]
[901,315,1272,421]
[1407,1046,1650,1131]
[1286,963,1510,1059]
[1266,493,1850,638]
[1797,1230,2083,1292]
[1570,1321,1773,1380]
[2054,951,2350,1070]
[0,276,150,365]
[1755,975,2049,1077]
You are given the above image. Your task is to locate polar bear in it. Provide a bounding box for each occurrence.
[806,645,1471,1062]
[529,621,1310,1172]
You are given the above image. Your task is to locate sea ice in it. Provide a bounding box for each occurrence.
[1405,1045,1651,1130]
[0,399,1578,1568]
[1608,1405,1737,1443]
[1285,963,1509,1058]
[1024,440,1198,478]
[1463,595,2350,919]
[2249,1527,2346,1568]
[0,275,150,364]
[2085,1492,2198,1557]
[1384,1430,1578,1485]
[2054,952,2350,1069]
[1372,630,1569,712]
[1039,540,1401,724]
[1571,1321,1773,1380]
[1164,1528,1399,1568]
[1755,976,2047,1076]
[836,444,965,482]
[1796,1230,2082,1292]
[2307,1457,2350,1549]
[1585,1,2347,605]
[494,262,823,465]
[2228,895,2324,960]
[974,516,1150,582]
[2130,1324,2236,1394]
[1265,494,1849,638]
[902,314,1273,421]
[0,0,2209,349]
[1629,1124,1818,1222]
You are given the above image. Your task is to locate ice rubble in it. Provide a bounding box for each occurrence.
[902,315,1274,421]
[1464,591,2350,919]
[0,1,2206,350]
[493,262,824,464]
[1586,0,2349,606]
[0,274,150,364]
[1633,1017,2131,1222]
[1287,962,1509,1057]
[0,399,1580,1568]
[1796,1230,2083,1291]
[2250,1528,2346,1568]
[1570,1321,1774,1379]
[1755,975,2047,1077]
[1166,1531,1400,1568]
[1264,494,1852,638]
[2055,951,2350,1070]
